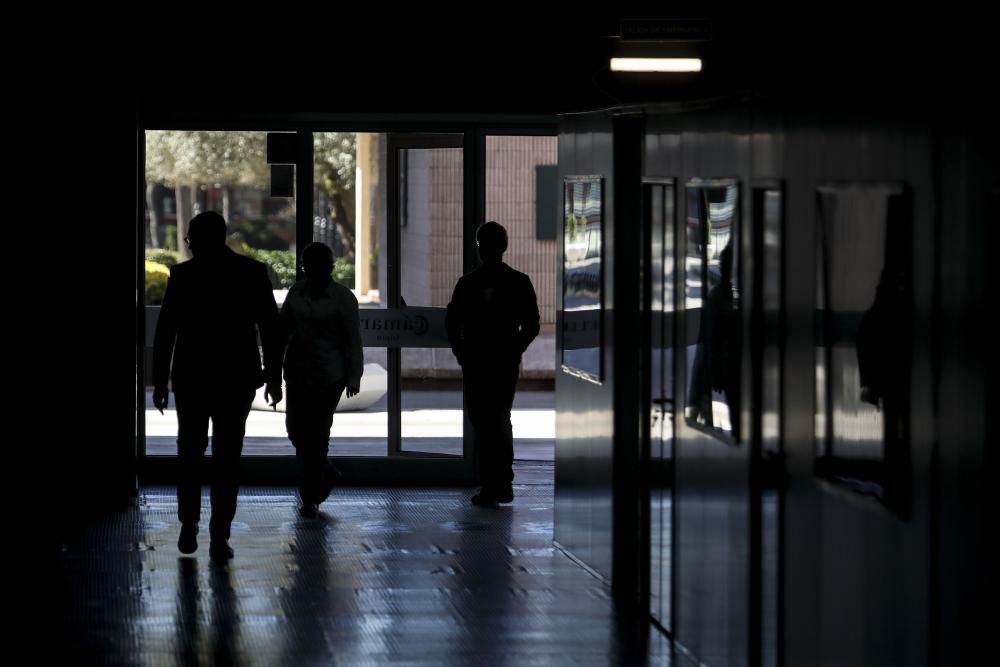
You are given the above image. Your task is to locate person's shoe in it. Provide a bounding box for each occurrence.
[299,503,319,518]
[209,539,234,562]
[471,490,498,508]
[178,523,198,554]
[496,485,514,504]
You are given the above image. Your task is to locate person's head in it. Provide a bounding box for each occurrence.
[302,242,335,284]
[186,211,227,257]
[476,221,508,264]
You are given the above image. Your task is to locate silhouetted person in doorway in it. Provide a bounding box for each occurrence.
[153,211,283,561]
[707,242,740,439]
[857,265,907,411]
[281,242,363,518]
[686,241,740,439]
[446,221,540,507]
[854,194,911,508]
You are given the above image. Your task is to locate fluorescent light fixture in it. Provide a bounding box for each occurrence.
[610,57,702,72]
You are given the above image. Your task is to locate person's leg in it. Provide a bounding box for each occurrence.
[315,381,347,504]
[208,388,254,549]
[478,364,518,501]
[175,391,210,552]
[287,383,343,511]
[491,364,520,501]
[465,374,493,492]
[287,382,321,507]
[464,372,497,505]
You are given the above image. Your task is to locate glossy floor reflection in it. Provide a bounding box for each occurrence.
[57,463,670,665]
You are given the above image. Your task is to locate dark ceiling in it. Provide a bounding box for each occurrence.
[136,13,994,122]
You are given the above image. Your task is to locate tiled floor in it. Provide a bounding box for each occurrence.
[57,463,671,666]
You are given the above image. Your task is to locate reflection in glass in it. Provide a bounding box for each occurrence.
[814,184,911,510]
[562,177,603,381]
[685,182,740,440]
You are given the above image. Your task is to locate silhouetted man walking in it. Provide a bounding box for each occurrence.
[446,221,540,506]
[153,211,283,561]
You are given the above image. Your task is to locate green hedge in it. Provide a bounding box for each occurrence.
[334,257,355,288]
[144,248,181,268]
[241,245,297,289]
[145,260,170,305]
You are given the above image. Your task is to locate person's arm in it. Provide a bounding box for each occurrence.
[516,275,540,354]
[278,283,295,353]
[343,290,364,397]
[254,264,284,407]
[151,269,179,414]
[445,278,466,365]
